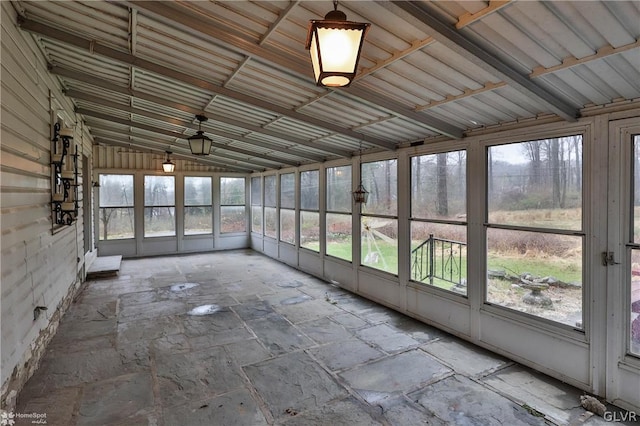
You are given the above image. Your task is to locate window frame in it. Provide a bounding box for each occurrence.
[220,176,246,234]
[325,165,352,262]
[143,174,176,238]
[98,173,135,241]
[184,176,213,236]
[360,158,399,276]
[409,150,468,296]
[300,170,320,253]
[482,133,587,332]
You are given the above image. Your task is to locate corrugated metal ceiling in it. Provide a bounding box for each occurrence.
[11,0,640,172]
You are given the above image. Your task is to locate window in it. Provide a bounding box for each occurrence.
[486,136,583,328]
[280,173,295,244]
[326,166,352,261]
[98,174,134,240]
[630,134,640,355]
[264,175,277,239]
[361,159,398,275]
[300,170,320,251]
[184,176,212,235]
[144,175,175,237]
[411,151,467,295]
[221,177,246,233]
[251,177,262,234]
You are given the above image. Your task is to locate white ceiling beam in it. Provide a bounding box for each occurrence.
[94,136,257,173]
[51,66,349,159]
[78,108,302,167]
[388,1,579,122]
[123,1,464,139]
[70,91,328,162]
[19,17,398,150]
[530,39,640,78]
[456,1,512,29]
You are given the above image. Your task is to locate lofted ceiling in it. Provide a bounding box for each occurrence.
[12,0,640,172]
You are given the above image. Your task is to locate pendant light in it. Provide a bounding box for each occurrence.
[305,0,370,87]
[188,115,213,155]
[162,151,175,173]
[353,140,369,204]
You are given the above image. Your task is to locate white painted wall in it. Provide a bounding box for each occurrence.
[1,1,94,403]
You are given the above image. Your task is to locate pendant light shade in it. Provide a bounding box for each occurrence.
[353,183,369,204]
[162,151,176,173]
[305,1,370,87]
[162,151,175,173]
[188,115,212,155]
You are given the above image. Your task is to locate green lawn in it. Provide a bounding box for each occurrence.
[306,238,582,287]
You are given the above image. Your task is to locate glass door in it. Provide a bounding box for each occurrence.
[606,118,640,411]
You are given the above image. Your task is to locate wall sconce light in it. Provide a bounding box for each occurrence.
[162,151,175,173]
[305,0,370,87]
[352,140,368,204]
[188,115,212,155]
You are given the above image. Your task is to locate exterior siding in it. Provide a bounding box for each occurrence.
[0,2,93,406]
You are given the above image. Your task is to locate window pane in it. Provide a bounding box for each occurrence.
[184,206,212,235]
[264,176,276,207]
[144,207,176,237]
[326,213,351,261]
[280,209,295,244]
[488,136,582,230]
[184,177,211,206]
[327,166,352,213]
[362,160,397,216]
[251,206,262,234]
[145,175,175,206]
[280,173,295,209]
[301,170,319,210]
[221,177,245,205]
[631,249,640,356]
[301,211,319,251]
[99,174,133,207]
[411,222,467,295]
[412,152,466,220]
[251,177,262,206]
[633,136,640,243]
[264,206,277,238]
[631,135,640,356]
[486,228,583,327]
[98,207,134,240]
[221,206,246,233]
[361,217,397,275]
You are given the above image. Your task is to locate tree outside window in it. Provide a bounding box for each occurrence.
[300,170,319,251]
[221,177,246,233]
[184,176,212,235]
[486,136,584,328]
[326,166,351,262]
[98,174,134,240]
[144,175,176,237]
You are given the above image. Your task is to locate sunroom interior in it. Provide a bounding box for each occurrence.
[2,0,640,420]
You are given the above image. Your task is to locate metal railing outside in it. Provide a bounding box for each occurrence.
[411,233,465,286]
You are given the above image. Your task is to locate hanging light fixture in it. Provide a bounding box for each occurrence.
[353,140,369,204]
[305,0,370,88]
[188,115,212,155]
[162,151,175,173]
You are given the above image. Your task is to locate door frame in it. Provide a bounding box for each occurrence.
[606,117,640,411]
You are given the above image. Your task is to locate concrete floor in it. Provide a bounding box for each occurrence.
[15,250,636,425]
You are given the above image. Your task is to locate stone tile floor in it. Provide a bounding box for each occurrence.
[15,250,638,425]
